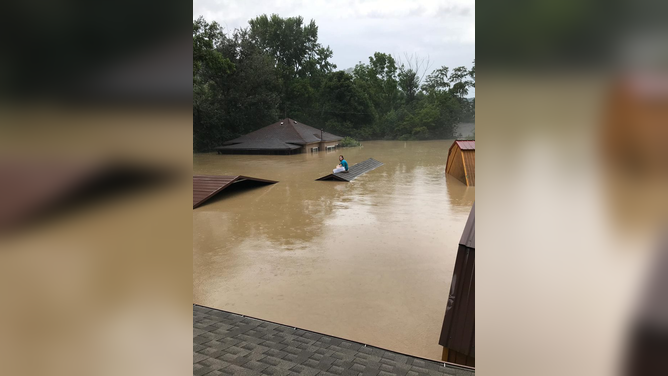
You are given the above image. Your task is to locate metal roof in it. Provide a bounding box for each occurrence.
[216,118,343,151]
[0,159,175,231]
[455,140,475,151]
[193,175,277,208]
[316,158,384,182]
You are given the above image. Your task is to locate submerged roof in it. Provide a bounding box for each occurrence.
[460,203,475,248]
[455,140,475,151]
[316,158,384,182]
[216,118,343,151]
[193,175,277,208]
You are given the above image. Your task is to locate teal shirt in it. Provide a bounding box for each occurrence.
[341,159,349,171]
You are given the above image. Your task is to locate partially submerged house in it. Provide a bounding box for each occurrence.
[445,140,475,186]
[215,118,343,155]
[439,203,475,367]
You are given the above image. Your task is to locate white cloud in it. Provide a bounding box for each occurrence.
[193,0,475,87]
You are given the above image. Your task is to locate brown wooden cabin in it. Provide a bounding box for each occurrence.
[439,203,475,367]
[445,140,475,186]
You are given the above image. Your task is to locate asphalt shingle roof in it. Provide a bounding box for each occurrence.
[194,305,475,376]
[216,119,343,151]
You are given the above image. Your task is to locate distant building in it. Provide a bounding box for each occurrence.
[215,118,343,155]
[439,203,475,367]
[445,140,475,186]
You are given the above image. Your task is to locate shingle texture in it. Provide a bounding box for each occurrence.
[194,305,474,376]
[216,119,343,152]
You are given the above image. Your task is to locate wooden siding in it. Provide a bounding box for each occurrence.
[462,150,475,186]
[445,142,475,186]
[446,148,467,185]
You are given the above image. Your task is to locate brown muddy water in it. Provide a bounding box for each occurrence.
[193,140,474,360]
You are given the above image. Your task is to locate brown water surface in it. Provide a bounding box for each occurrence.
[193,140,474,360]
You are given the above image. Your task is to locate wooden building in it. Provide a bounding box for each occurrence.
[439,203,475,367]
[215,118,343,155]
[445,140,475,186]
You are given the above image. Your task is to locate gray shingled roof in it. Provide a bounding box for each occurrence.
[216,118,343,151]
[316,159,384,182]
[194,305,475,376]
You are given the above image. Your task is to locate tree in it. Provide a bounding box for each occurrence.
[192,15,474,149]
[448,66,473,99]
[320,71,376,139]
[193,17,234,80]
[354,52,400,115]
[422,66,450,93]
[397,53,431,103]
[193,21,281,152]
[248,14,336,117]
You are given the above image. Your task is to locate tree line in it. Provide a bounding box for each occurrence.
[194,14,475,152]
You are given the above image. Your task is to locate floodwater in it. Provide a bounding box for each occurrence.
[193,140,474,361]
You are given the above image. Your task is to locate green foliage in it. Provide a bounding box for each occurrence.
[193,18,280,152]
[321,71,376,130]
[397,68,420,103]
[193,17,235,80]
[248,14,335,118]
[193,15,475,152]
[339,136,361,147]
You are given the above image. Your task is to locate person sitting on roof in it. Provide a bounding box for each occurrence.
[333,155,349,173]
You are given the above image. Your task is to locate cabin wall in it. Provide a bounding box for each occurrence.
[446,145,458,172]
[445,145,475,186]
[462,150,475,186]
[447,149,467,185]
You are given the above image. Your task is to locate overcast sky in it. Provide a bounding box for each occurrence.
[193,0,475,95]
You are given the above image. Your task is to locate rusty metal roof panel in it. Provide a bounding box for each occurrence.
[193,175,277,208]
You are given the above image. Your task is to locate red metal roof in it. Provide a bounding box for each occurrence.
[193,175,277,208]
[455,140,475,150]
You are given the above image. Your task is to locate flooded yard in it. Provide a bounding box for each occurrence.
[193,140,474,360]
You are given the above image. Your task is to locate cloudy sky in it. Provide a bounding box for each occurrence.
[193,0,474,94]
